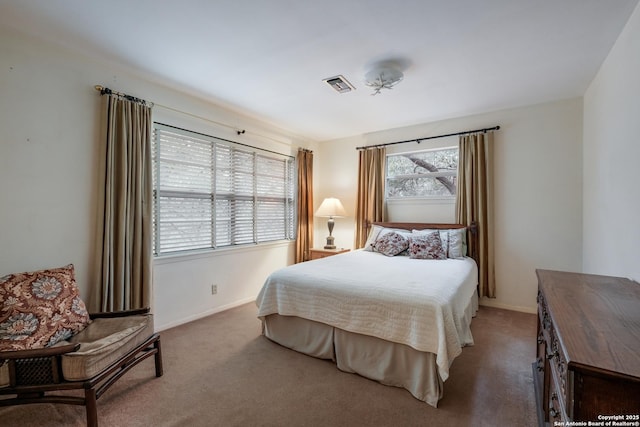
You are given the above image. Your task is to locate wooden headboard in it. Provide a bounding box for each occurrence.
[369,221,478,262]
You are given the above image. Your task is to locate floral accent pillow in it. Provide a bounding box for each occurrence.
[372,231,409,257]
[0,264,91,351]
[413,229,449,256]
[408,231,447,260]
[413,228,467,259]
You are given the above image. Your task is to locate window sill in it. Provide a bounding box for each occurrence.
[153,240,294,265]
[386,197,455,205]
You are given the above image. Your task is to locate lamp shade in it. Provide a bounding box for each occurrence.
[315,197,347,218]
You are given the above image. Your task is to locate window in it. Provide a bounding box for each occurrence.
[152,124,295,255]
[386,147,458,199]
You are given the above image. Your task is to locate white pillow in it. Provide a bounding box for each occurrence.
[447,228,467,259]
[363,225,384,251]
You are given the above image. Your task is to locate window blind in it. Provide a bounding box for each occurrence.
[152,124,295,255]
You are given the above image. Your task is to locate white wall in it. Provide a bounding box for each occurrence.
[0,27,315,330]
[316,98,584,313]
[583,3,640,282]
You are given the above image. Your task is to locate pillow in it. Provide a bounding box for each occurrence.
[413,229,449,256]
[0,264,91,351]
[363,226,412,252]
[447,228,467,259]
[371,231,409,257]
[408,231,447,260]
[363,225,384,251]
[413,228,467,259]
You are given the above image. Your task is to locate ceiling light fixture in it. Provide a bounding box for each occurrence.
[364,57,411,95]
[364,61,405,95]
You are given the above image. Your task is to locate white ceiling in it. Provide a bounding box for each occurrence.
[1,0,638,141]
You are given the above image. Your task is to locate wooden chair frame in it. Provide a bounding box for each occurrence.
[0,307,163,427]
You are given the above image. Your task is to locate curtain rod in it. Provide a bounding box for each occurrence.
[95,84,248,136]
[155,122,295,159]
[94,85,153,107]
[355,125,500,150]
[94,85,293,148]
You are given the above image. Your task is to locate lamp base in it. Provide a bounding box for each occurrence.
[324,236,336,249]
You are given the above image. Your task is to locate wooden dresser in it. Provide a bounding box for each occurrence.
[534,269,640,426]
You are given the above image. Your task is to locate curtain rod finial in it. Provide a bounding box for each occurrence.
[94,85,104,91]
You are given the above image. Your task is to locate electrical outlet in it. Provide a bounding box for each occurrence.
[211,284,218,295]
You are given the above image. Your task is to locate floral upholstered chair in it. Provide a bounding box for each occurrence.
[0,264,162,427]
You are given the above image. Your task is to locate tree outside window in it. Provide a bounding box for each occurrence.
[386,147,458,198]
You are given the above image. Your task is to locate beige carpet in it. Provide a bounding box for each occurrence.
[0,303,537,427]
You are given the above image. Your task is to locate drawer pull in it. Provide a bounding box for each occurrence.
[551,392,558,401]
[537,335,544,344]
[547,350,559,360]
[549,407,560,418]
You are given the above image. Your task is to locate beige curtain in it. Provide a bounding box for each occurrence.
[355,147,387,248]
[91,94,153,312]
[456,132,495,298]
[295,149,314,263]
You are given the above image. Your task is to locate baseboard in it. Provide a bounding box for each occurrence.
[479,298,537,314]
[156,296,256,331]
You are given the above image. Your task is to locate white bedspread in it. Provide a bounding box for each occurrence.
[255,250,478,381]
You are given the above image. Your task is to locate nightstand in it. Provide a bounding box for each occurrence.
[309,248,350,260]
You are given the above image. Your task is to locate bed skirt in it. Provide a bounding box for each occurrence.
[260,290,478,407]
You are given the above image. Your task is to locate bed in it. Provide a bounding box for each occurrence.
[255,222,479,407]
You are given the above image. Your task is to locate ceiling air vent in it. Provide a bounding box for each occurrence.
[323,75,355,93]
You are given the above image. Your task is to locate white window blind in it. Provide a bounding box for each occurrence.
[152,124,295,255]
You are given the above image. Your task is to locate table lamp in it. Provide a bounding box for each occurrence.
[315,197,347,249]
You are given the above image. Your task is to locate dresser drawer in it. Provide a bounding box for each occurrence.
[546,324,568,402]
[538,291,568,406]
[537,291,548,323]
[548,380,565,425]
[535,328,545,374]
[548,326,570,420]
